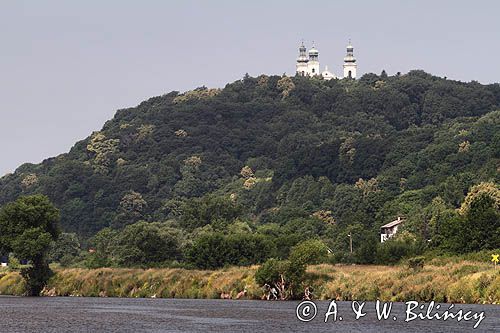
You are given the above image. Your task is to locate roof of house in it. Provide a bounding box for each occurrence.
[381,218,404,229]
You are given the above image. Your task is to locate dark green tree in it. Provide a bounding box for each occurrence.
[254,258,306,300]
[289,239,329,264]
[186,232,275,269]
[462,192,500,251]
[185,233,228,269]
[113,222,181,266]
[0,195,60,296]
[180,194,242,230]
[48,232,81,266]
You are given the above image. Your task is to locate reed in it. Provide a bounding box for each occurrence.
[0,261,497,303]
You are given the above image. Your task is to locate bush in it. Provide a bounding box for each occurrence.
[255,259,287,286]
[186,232,275,269]
[289,239,329,265]
[254,258,306,300]
[83,252,113,269]
[407,256,425,270]
[113,222,181,266]
[48,233,81,263]
[376,238,423,264]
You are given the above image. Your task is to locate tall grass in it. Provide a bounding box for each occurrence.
[0,261,498,303]
[44,266,261,299]
[310,261,499,303]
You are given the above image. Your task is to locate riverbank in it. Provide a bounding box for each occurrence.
[0,259,498,303]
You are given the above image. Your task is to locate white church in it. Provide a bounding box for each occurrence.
[296,41,357,80]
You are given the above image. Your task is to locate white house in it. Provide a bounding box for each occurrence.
[380,217,404,243]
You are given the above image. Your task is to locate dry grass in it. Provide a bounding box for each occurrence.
[308,261,499,304]
[41,266,261,299]
[0,261,498,303]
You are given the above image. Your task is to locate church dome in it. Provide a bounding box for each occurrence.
[321,66,336,80]
[308,47,318,54]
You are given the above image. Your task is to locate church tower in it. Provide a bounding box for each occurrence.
[307,43,320,76]
[296,42,309,76]
[343,40,357,79]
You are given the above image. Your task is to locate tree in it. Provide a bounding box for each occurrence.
[86,227,118,268]
[180,195,242,230]
[49,232,81,266]
[376,232,423,264]
[254,258,306,300]
[0,195,60,296]
[0,72,499,263]
[277,76,295,98]
[86,132,120,174]
[186,232,275,269]
[459,182,499,216]
[113,191,148,228]
[225,233,276,266]
[185,233,228,269]
[87,222,183,267]
[462,190,500,251]
[433,210,465,252]
[113,222,181,266]
[433,183,500,253]
[289,239,329,264]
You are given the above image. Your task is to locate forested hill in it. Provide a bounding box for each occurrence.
[1,70,499,244]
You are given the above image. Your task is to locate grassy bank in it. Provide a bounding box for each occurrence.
[0,260,498,303]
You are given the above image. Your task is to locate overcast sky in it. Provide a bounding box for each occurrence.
[1,0,499,175]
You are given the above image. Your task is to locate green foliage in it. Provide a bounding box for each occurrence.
[407,256,425,270]
[0,72,498,266]
[432,210,466,252]
[20,260,53,297]
[461,190,500,251]
[355,233,379,264]
[289,239,329,265]
[0,195,60,295]
[428,184,500,253]
[180,195,242,230]
[89,222,182,267]
[376,236,423,264]
[113,191,148,228]
[112,222,181,266]
[49,232,81,266]
[186,232,275,269]
[327,224,379,264]
[254,258,306,300]
[11,228,53,260]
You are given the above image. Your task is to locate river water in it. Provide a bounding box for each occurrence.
[0,297,498,332]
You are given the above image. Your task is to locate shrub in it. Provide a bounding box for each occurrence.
[376,238,423,264]
[289,239,329,265]
[186,233,275,269]
[407,256,425,270]
[254,258,306,300]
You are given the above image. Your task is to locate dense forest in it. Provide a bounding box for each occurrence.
[1,70,499,268]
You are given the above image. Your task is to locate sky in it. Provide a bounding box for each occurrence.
[1,0,499,175]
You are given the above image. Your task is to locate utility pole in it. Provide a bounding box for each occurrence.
[348,232,353,253]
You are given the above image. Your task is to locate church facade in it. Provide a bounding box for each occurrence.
[296,41,357,80]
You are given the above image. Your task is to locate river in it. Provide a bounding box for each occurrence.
[0,297,498,332]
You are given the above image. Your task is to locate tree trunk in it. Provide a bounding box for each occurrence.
[20,255,52,296]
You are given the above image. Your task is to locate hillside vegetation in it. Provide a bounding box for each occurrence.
[0,71,499,268]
